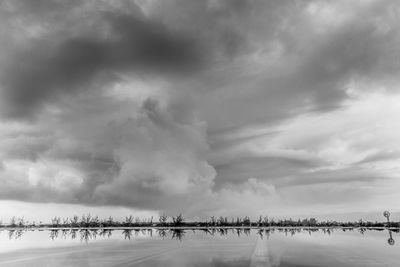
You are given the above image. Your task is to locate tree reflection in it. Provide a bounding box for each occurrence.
[61,229,69,239]
[257,229,264,239]
[71,229,78,240]
[243,228,250,236]
[122,229,133,240]
[235,228,242,237]
[200,228,213,236]
[358,228,366,235]
[157,229,167,239]
[170,229,185,241]
[79,229,96,243]
[49,229,59,240]
[218,228,228,236]
[8,229,24,240]
[1,227,397,245]
[99,229,113,238]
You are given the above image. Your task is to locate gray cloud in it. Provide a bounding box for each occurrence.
[0,0,204,119]
[358,150,400,164]
[214,155,321,188]
[1,0,400,218]
[0,94,215,214]
[190,0,400,133]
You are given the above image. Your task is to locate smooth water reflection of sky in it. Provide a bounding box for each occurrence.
[0,229,398,267]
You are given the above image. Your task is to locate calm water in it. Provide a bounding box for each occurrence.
[0,228,398,266]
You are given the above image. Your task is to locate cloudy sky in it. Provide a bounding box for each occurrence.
[0,0,400,223]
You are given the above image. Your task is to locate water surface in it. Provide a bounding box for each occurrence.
[0,228,398,266]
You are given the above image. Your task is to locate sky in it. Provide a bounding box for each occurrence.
[0,0,400,223]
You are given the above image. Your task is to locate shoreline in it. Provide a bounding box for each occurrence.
[1,226,399,231]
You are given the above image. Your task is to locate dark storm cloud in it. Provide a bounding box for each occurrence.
[0,1,204,119]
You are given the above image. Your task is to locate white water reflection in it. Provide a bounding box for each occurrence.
[0,228,398,266]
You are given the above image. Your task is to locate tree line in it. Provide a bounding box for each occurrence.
[1,213,398,228]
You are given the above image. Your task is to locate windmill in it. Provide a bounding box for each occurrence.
[383,211,391,228]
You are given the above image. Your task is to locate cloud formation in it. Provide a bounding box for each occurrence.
[0,0,205,118]
[1,0,400,219]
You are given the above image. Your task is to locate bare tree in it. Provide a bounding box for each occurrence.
[159,214,168,226]
[172,214,184,226]
[10,217,16,227]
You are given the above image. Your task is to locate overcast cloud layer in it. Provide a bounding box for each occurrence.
[1,0,400,220]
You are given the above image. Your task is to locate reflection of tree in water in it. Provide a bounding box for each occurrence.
[290,228,301,236]
[8,230,14,240]
[122,229,133,240]
[304,228,319,235]
[218,228,228,236]
[257,229,264,239]
[322,228,332,235]
[50,229,59,240]
[243,228,250,236]
[61,229,69,239]
[8,229,24,240]
[284,228,300,236]
[2,227,399,245]
[265,229,272,239]
[91,229,98,240]
[147,229,153,237]
[80,229,93,243]
[157,229,167,239]
[99,229,113,239]
[358,228,366,235]
[284,228,289,236]
[170,229,185,241]
[71,229,78,240]
[133,229,141,237]
[200,228,214,236]
[210,228,216,236]
[235,228,242,237]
